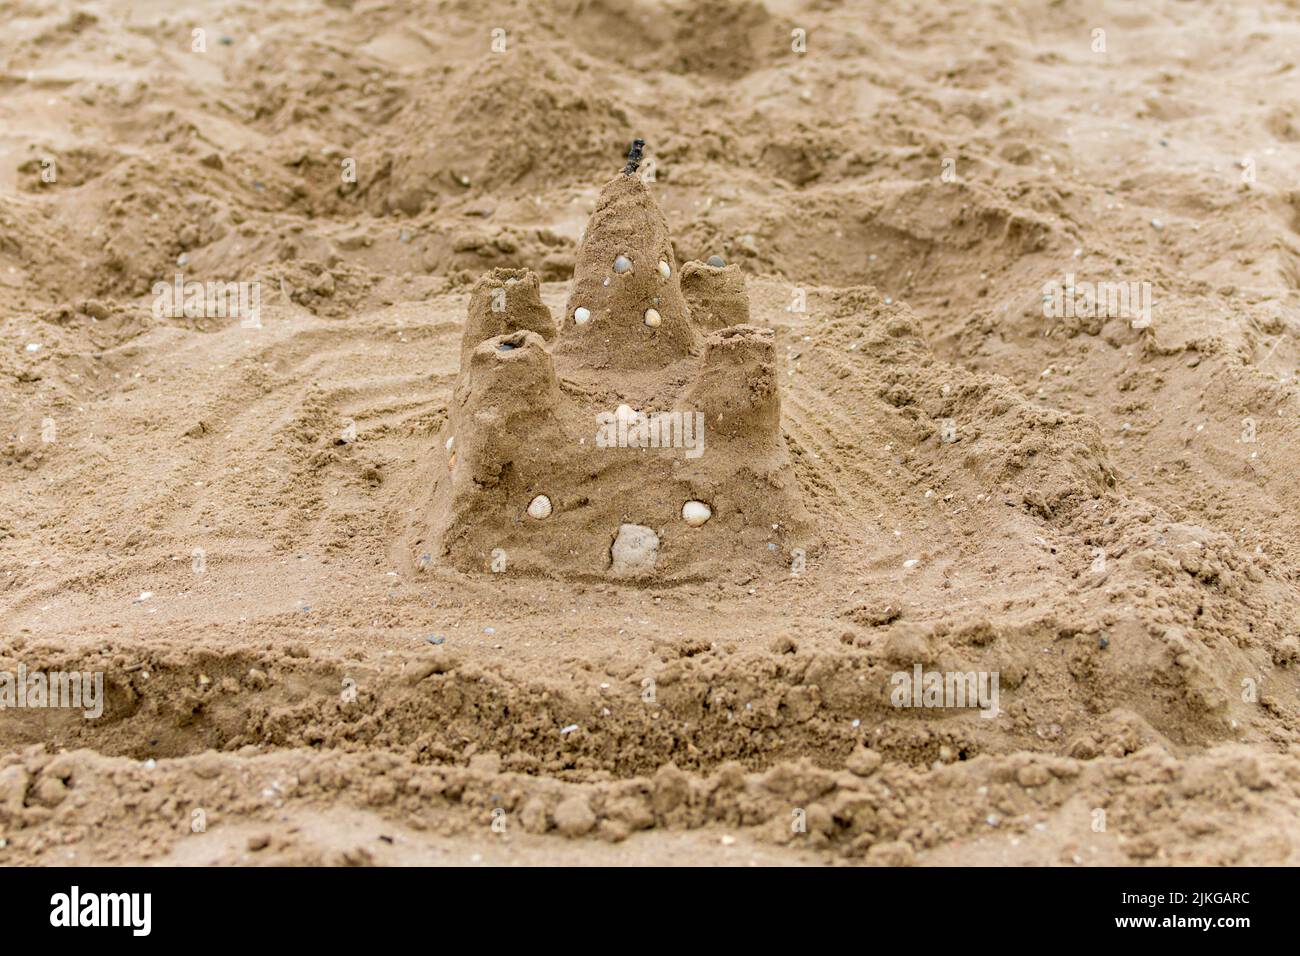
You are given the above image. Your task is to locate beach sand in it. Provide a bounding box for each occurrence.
[2,0,1300,865]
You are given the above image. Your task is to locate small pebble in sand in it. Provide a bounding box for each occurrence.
[903,558,920,569]
[613,255,632,273]
[611,523,659,575]
[644,308,662,328]
[706,255,725,267]
[498,342,516,351]
[658,260,671,278]
[445,436,454,451]
[573,306,591,325]
[682,500,712,526]
[527,495,552,519]
[553,794,595,837]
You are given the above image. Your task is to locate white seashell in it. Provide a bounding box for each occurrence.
[613,255,632,274]
[527,495,552,520]
[658,260,671,278]
[682,500,712,526]
[644,308,662,328]
[573,306,591,326]
[445,436,455,451]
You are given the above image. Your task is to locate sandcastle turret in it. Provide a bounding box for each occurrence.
[556,143,697,369]
[461,267,556,363]
[450,330,564,488]
[684,325,780,442]
[680,261,751,332]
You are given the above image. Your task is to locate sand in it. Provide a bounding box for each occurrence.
[2,0,1300,866]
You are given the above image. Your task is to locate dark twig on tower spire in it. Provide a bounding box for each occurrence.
[622,139,646,175]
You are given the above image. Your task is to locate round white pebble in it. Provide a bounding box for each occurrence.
[614,255,631,274]
[644,308,662,328]
[658,260,671,278]
[527,495,552,520]
[682,501,712,526]
[573,306,591,326]
[610,523,659,576]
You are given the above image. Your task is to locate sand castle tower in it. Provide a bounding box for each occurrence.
[410,142,811,581]
[555,144,697,370]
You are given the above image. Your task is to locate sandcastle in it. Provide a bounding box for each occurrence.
[413,143,809,581]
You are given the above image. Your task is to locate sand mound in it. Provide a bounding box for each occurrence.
[561,0,790,80]
[361,47,630,217]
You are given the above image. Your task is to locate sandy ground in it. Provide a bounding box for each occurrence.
[2,0,1300,866]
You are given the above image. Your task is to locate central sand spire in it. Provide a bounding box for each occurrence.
[556,148,698,369]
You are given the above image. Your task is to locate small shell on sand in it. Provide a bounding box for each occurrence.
[613,255,632,274]
[644,308,662,328]
[445,436,455,451]
[682,500,712,526]
[706,255,725,267]
[527,495,553,519]
[573,306,591,325]
[658,260,671,278]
